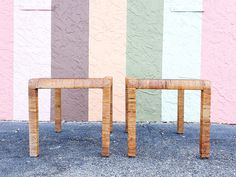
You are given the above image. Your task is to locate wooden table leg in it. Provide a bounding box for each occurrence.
[102,86,111,157]
[110,83,113,133]
[55,88,62,133]
[177,90,184,134]
[29,88,39,157]
[125,81,128,133]
[127,87,136,157]
[200,89,211,159]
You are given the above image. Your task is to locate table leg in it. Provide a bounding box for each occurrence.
[29,88,39,157]
[102,86,111,157]
[110,83,113,133]
[55,88,62,133]
[125,82,128,133]
[177,90,184,134]
[127,87,136,157]
[200,89,211,159]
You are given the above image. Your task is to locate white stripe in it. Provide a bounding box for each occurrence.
[162,0,203,122]
[14,0,51,121]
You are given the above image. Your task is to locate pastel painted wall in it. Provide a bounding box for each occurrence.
[0,0,13,120]
[14,0,51,121]
[89,0,126,122]
[201,0,236,124]
[51,0,89,121]
[0,0,236,124]
[127,0,163,121]
[162,0,202,122]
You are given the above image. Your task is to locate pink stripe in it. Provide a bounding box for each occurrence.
[201,0,236,124]
[0,0,13,120]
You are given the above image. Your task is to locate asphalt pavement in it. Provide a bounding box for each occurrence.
[0,121,235,177]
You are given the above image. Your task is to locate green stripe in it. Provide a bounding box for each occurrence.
[127,0,164,121]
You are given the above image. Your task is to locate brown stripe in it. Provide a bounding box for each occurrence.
[51,0,89,121]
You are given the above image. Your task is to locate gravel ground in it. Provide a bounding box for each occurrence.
[0,121,235,177]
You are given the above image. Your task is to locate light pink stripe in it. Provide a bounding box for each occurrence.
[0,0,13,120]
[201,0,236,124]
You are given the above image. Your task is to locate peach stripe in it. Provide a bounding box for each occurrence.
[0,0,13,120]
[89,0,126,121]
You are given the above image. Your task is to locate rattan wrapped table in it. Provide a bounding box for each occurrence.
[28,77,113,157]
[125,78,211,159]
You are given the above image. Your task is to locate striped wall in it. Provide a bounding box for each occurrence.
[0,0,236,124]
[0,0,13,120]
[14,0,51,121]
[201,0,236,124]
[127,0,163,121]
[51,0,89,121]
[162,0,202,122]
[89,0,126,122]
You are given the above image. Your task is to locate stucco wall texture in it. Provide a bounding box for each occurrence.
[89,0,126,122]
[201,0,236,124]
[13,0,51,121]
[0,0,13,120]
[0,0,236,124]
[51,0,89,121]
[162,0,202,122]
[127,0,163,121]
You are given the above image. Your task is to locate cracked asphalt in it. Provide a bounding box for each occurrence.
[0,122,235,177]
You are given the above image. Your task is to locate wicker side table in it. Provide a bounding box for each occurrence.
[126,78,211,159]
[28,77,113,157]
